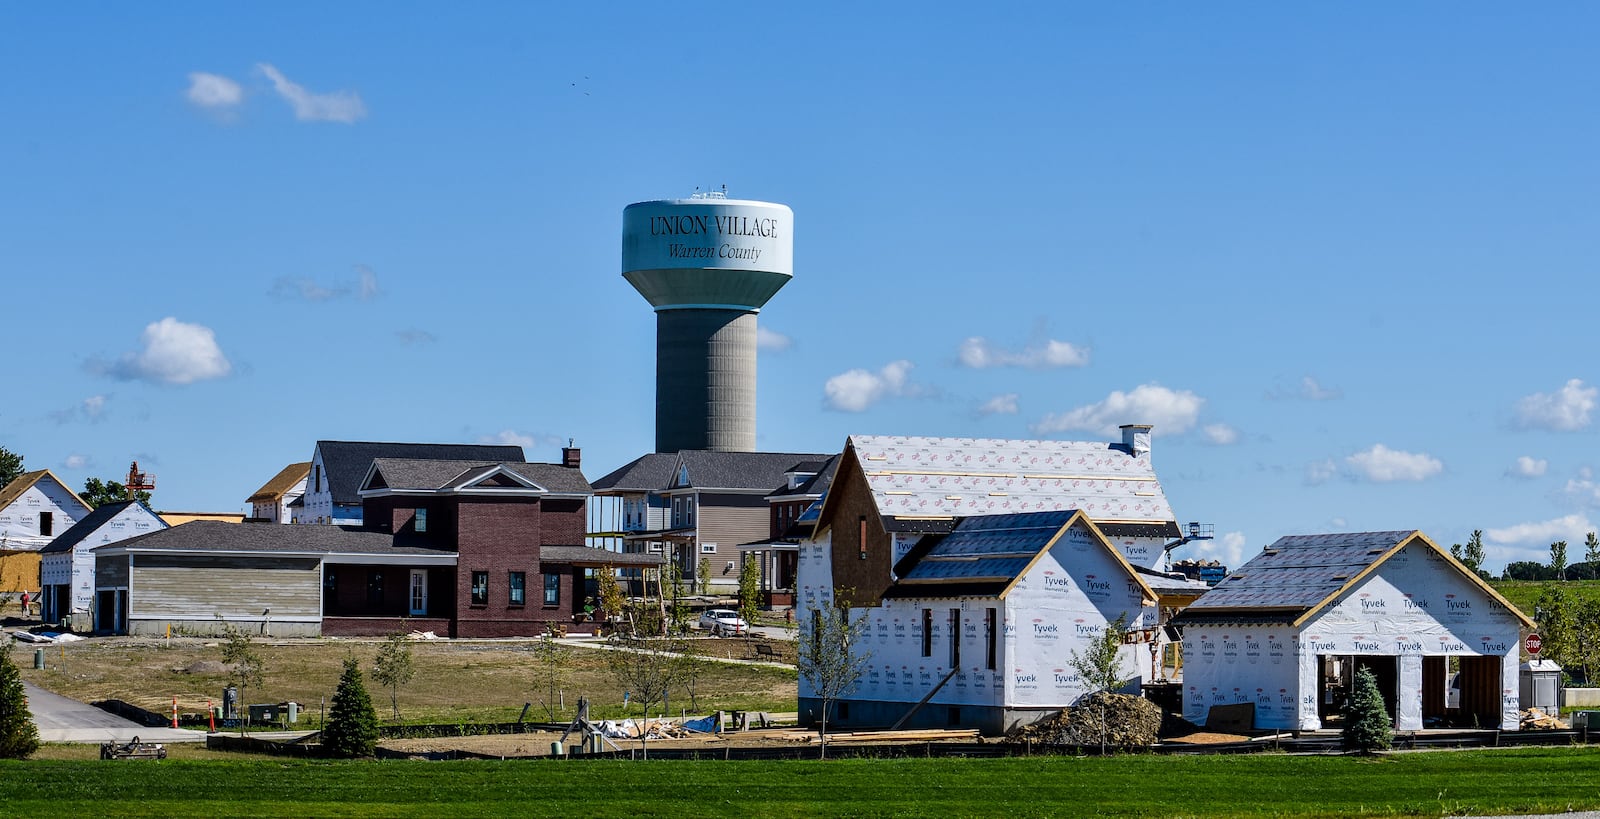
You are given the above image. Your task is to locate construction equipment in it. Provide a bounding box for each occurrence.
[100,736,167,760]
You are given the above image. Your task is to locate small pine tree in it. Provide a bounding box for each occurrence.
[1342,666,1392,754]
[0,641,41,759]
[322,657,379,758]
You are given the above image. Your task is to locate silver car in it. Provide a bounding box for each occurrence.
[696,608,748,637]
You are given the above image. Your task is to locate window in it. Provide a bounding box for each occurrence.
[921,608,933,657]
[314,465,322,492]
[509,572,526,606]
[985,608,997,670]
[414,508,427,533]
[859,516,868,561]
[700,543,717,554]
[470,571,488,605]
[949,608,962,667]
[367,571,385,607]
[544,573,560,606]
[39,512,52,537]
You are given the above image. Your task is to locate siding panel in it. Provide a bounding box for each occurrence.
[131,555,320,620]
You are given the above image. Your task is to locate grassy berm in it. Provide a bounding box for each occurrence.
[18,635,796,724]
[4,748,1600,817]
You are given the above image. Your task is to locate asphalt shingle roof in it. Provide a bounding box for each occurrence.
[40,501,163,554]
[367,459,590,495]
[317,441,525,504]
[593,451,833,493]
[99,520,450,556]
[590,453,677,492]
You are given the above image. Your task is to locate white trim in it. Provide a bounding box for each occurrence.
[105,547,457,565]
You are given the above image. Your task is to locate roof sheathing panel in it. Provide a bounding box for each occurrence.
[851,435,1174,523]
[1185,531,1414,613]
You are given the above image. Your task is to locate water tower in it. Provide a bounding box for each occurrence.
[622,192,793,453]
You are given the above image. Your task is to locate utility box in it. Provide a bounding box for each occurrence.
[1520,659,1562,713]
[248,703,279,724]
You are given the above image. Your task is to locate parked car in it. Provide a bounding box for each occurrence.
[697,608,748,637]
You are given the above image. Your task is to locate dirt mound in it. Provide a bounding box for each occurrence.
[1006,692,1163,749]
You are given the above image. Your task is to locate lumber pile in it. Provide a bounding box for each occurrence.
[776,728,979,743]
[1005,691,1163,749]
[1519,707,1569,731]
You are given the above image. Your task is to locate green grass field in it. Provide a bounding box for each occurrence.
[5,747,1600,817]
[1490,579,1600,620]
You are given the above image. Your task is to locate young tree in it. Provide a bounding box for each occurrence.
[596,565,626,630]
[738,554,761,644]
[603,631,690,759]
[371,633,415,721]
[0,447,24,490]
[1535,585,1577,668]
[0,641,40,759]
[697,556,711,595]
[1587,532,1600,566]
[1342,665,1393,754]
[797,596,871,758]
[665,557,689,635]
[1551,540,1569,581]
[1463,530,1485,574]
[322,657,379,758]
[80,477,151,509]
[1067,615,1130,754]
[220,627,265,736]
[530,626,565,720]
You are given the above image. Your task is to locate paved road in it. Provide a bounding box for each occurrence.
[24,682,205,743]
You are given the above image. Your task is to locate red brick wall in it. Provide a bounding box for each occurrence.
[824,452,894,608]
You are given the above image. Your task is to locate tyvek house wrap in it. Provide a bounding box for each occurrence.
[1182,542,1524,730]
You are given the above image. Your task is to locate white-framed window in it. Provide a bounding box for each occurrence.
[648,543,663,553]
[700,543,717,554]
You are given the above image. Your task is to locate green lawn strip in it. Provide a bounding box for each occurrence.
[1490,579,1600,619]
[4,749,1600,818]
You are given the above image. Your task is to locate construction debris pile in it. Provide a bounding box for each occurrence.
[596,719,692,740]
[1006,692,1163,749]
[1519,708,1569,731]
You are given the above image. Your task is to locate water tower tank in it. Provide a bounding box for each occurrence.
[622,194,793,453]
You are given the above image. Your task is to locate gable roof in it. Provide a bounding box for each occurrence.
[0,470,90,516]
[361,459,591,496]
[591,453,678,493]
[1175,530,1534,629]
[315,441,525,504]
[97,520,451,558]
[817,435,1176,536]
[40,500,166,554]
[246,462,311,503]
[592,450,833,494]
[885,510,1157,605]
[769,454,839,500]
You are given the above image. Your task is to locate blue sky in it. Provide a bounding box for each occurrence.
[3,5,1597,572]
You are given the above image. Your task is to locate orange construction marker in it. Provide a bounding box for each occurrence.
[171,697,178,728]
[208,700,215,733]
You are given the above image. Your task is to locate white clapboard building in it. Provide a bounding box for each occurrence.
[1172,531,1533,731]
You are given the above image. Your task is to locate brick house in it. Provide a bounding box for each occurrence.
[95,447,660,637]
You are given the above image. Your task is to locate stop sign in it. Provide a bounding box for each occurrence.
[1526,633,1542,655]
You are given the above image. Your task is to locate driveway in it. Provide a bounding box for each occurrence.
[24,682,205,743]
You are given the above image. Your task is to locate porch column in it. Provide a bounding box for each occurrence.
[1296,648,1321,731]
[1397,654,1423,731]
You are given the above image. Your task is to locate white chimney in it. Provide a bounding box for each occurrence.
[1120,424,1152,457]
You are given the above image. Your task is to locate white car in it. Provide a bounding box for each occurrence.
[697,609,748,637]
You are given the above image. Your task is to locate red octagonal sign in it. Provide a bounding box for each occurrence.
[1526,633,1542,655]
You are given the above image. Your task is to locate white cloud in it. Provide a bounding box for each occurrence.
[396,329,437,345]
[1268,375,1342,401]
[478,430,536,448]
[1305,459,1338,486]
[1031,383,1203,437]
[1344,444,1443,483]
[1202,423,1240,445]
[356,265,381,300]
[1563,476,1600,509]
[49,394,111,424]
[103,317,232,385]
[1515,379,1597,432]
[1189,530,1247,569]
[1485,514,1595,548]
[270,265,380,303]
[256,63,367,124]
[756,326,792,352]
[958,337,1089,370]
[63,454,89,469]
[824,360,914,412]
[186,72,242,109]
[83,394,107,419]
[1507,456,1548,478]
[976,393,1019,417]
